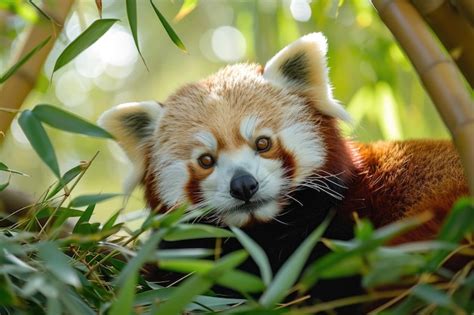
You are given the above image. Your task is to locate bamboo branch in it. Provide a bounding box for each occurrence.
[0,0,75,136]
[453,0,474,27]
[372,0,474,196]
[412,0,474,87]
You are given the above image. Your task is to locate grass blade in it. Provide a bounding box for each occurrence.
[259,212,334,307]
[33,105,113,138]
[149,0,187,52]
[231,226,272,286]
[18,110,60,177]
[53,19,119,73]
[0,37,50,83]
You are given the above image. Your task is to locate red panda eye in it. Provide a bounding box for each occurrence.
[255,136,272,152]
[198,154,215,169]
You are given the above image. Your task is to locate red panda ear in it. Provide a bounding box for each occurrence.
[98,101,163,193]
[263,33,351,122]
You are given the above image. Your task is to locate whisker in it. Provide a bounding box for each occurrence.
[284,193,303,207]
[271,216,290,226]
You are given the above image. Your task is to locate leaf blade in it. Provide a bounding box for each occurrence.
[126,0,148,68]
[53,19,119,73]
[0,37,50,83]
[231,226,272,286]
[69,193,121,207]
[18,110,60,177]
[259,212,333,307]
[33,104,113,138]
[37,242,80,288]
[149,0,187,52]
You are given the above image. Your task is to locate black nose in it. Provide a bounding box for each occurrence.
[230,170,259,202]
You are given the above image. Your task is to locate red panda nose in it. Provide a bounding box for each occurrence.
[230,170,259,202]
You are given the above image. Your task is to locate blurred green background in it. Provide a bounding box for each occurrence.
[0,0,448,222]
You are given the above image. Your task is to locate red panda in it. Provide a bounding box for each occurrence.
[98,33,468,306]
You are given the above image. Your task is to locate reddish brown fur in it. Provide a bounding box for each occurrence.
[273,138,297,180]
[142,145,163,212]
[338,140,468,242]
[185,164,206,204]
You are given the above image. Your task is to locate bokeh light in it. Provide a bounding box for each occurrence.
[211,26,247,62]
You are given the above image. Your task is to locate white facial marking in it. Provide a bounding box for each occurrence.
[279,121,326,182]
[194,131,217,151]
[239,116,260,141]
[154,152,188,205]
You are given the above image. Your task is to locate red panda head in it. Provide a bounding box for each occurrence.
[99,33,351,227]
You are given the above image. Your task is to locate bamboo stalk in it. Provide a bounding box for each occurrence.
[372,0,474,196]
[0,0,75,136]
[412,0,474,87]
[453,0,474,27]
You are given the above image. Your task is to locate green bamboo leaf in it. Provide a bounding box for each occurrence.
[149,0,187,52]
[163,224,234,241]
[300,213,429,291]
[69,193,121,207]
[0,275,18,306]
[0,181,9,191]
[155,251,247,314]
[126,0,148,68]
[159,258,264,293]
[33,105,113,138]
[259,212,334,307]
[0,162,29,176]
[174,0,198,22]
[134,287,174,306]
[426,197,474,270]
[73,205,95,232]
[153,275,213,314]
[46,296,62,315]
[18,110,60,177]
[412,284,453,308]
[47,164,84,199]
[102,210,120,231]
[0,37,50,83]
[109,272,137,315]
[35,207,84,220]
[115,229,167,286]
[53,19,119,73]
[231,226,272,286]
[60,287,95,315]
[155,248,213,260]
[37,242,80,288]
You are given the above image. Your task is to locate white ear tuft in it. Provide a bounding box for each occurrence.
[98,101,164,194]
[263,33,351,122]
